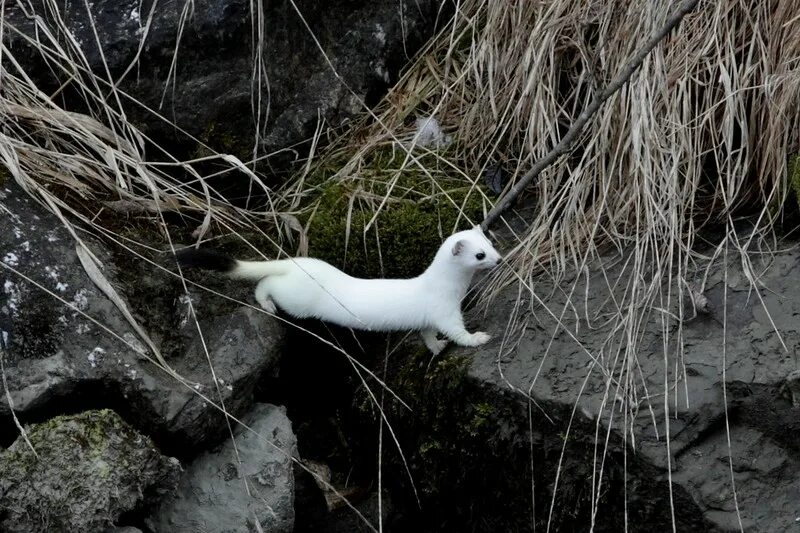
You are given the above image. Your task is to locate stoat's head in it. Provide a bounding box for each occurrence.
[446,225,502,272]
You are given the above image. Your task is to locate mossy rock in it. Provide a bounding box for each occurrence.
[303,147,487,278]
[349,346,543,530]
[0,410,180,533]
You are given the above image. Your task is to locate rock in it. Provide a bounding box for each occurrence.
[148,403,297,533]
[0,409,180,533]
[0,180,286,453]
[459,239,800,530]
[295,488,393,533]
[4,0,445,174]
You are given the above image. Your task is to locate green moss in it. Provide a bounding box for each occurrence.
[419,439,442,456]
[0,409,179,532]
[466,401,494,436]
[28,409,120,452]
[302,147,486,278]
[1,410,129,484]
[193,121,252,161]
[349,344,542,530]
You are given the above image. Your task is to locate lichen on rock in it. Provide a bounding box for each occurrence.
[0,409,181,533]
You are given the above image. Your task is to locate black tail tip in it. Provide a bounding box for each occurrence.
[175,248,236,273]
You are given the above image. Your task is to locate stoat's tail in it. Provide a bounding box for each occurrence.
[176,248,289,280]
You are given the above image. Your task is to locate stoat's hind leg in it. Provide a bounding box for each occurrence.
[254,278,277,314]
[421,329,448,355]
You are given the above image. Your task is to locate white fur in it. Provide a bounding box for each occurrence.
[228,226,502,354]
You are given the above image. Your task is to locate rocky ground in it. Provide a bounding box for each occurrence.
[462,240,800,531]
[3,0,800,531]
[4,173,799,531]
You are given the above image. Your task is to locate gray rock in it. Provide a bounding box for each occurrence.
[0,180,285,451]
[0,409,181,533]
[149,403,297,533]
[463,238,800,530]
[4,0,444,171]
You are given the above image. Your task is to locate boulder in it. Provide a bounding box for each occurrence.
[148,403,298,533]
[3,0,446,173]
[459,239,800,530]
[0,409,181,533]
[0,180,285,453]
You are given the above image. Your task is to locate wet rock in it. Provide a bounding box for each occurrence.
[459,239,800,530]
[4,0,445,174]
[148,403,297,533]
[0,409,180,533]
[0,180,285,453]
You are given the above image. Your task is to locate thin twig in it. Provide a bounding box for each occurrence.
[481,0,701,231]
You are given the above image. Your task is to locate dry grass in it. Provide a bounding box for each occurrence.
[321,0,800,277]
[2,0,800,530]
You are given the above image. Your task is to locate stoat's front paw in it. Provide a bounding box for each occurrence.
[470,331,491,346]
[259,299,277,314]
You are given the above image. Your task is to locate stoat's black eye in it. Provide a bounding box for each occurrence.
[476,252,486,260]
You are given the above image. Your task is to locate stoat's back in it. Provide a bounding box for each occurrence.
[267,271,431,331]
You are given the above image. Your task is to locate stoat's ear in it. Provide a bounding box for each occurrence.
[452,239,466,256]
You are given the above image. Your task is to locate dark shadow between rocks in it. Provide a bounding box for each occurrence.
[1,377,187,459]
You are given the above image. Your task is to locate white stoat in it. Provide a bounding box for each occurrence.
[176,226,502,354]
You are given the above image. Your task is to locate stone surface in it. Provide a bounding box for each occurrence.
[3,0,445,173]
[0,180,286,453]
[461,239,800,531]
[149,403,297,533]
[0,409,180,533]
